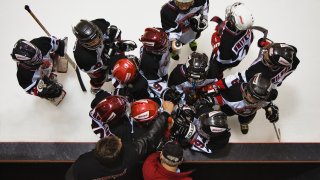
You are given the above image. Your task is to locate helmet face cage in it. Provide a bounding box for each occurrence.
[174,0,194,12]
[11,39,43,66]
[73,20,103,50]
[243,74,272,104]
[140,28,169,55]
[185,52,209,85]
[198,111,228,138]
[130,99,159,125]
[263,43,295,68]
[225,2,254,31]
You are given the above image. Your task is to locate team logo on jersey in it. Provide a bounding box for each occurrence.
[232,30,252,54]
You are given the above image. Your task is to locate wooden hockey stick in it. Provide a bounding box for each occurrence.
[24,5,87,92]
[272,122,281,143]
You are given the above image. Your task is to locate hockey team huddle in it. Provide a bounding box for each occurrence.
[11,0,299,179]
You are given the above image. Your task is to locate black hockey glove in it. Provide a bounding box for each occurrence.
[185,91,199,106]
[171,116,196,141]
[37,77,63,99]
[163,88,182,104]
[190,14,208,32]
[173,104,195,123]
[264,103,279,123]
[194,96,215,111]
[114,40,137,52]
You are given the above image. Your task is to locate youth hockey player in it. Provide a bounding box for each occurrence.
[197,73,279,134]
[11,36,66,105]
[202,41,299,93]
[72,19,136,94]
[209,2,254,79]
[161,0,209,60]
[168,52,216,105]
[139,27,181,104]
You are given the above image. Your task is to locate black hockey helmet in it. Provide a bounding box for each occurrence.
[263,43,297,68]
[197,110,229,138]
[172,104,196,123]
[243,73,272,104]
[185,52,209,85]
[11,39,43,66]
[72,20,103,50]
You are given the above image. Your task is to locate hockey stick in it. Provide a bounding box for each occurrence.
[251,26,268,59]
[24,5,87,92]
[272,122,281,143]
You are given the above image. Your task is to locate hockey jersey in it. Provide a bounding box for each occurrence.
[213,21,254,66]
[161,0,209,43]
[218,52,300,89]
[168,64,216,103]
[140,47,171,98]
[73,19,122,79]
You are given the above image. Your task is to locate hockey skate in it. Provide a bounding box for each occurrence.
[189,41,197,51]
[240,124,249,134]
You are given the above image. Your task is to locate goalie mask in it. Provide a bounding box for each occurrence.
[11,39,43,66]
[185,52,209,85]
[72,20,103,50]
[242,73,272,105]
[225,2,254,31]
[92,95,128,125]
[174,0,194,12]
[112,55,140,84]
[197,111,229,139]
[139,28,169,55]
[263,43,296,69]
[130,99,159,125]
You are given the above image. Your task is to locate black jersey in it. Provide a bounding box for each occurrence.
[73,19,123,76]
[140,47,171,98]
[214,21,254,66]
[220,53,300,89]
[16,36,59,95]
[161,0,209,43]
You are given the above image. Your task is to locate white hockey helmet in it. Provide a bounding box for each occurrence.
[225,2,254,31]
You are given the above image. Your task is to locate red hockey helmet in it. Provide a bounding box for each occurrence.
[112,56,138,84]
[92,96,127,125]
[139,28,169,55]
[130,99,159,123]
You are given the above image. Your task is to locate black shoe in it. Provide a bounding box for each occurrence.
[170,52,180,61]
[240,124,249,134]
